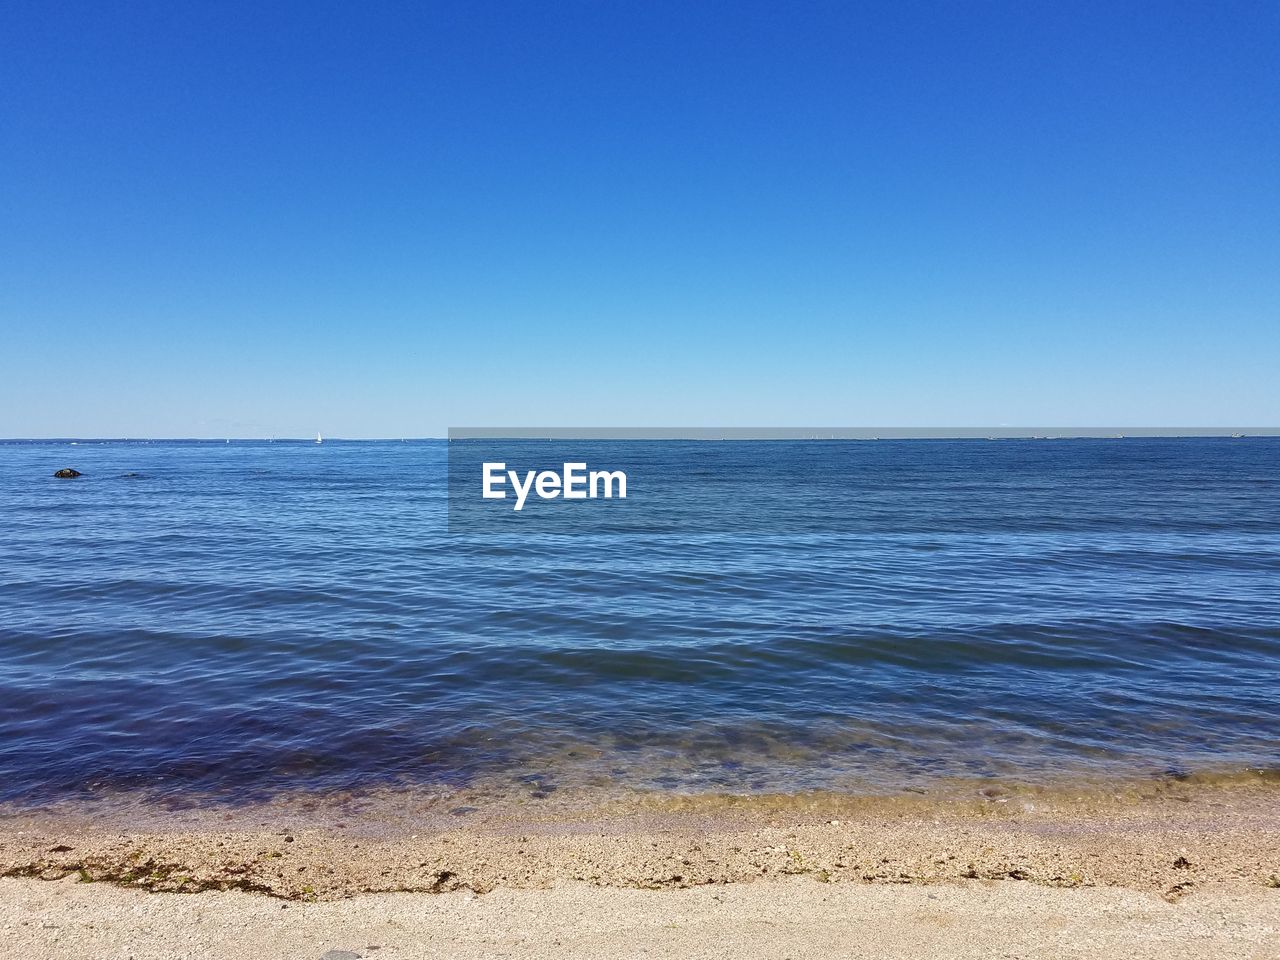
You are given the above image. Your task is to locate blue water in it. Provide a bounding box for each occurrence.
[1,438,1278,804]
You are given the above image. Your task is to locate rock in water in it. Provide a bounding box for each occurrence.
[53,468,82,478]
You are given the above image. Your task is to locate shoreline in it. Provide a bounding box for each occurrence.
[2,775,1277,902]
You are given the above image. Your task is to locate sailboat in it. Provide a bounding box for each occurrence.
[316,432,323,444]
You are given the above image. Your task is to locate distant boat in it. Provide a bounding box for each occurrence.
[1231,433,1245,439]
[316,432,323,444]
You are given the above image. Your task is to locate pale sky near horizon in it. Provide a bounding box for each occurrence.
[3,2,1278,438]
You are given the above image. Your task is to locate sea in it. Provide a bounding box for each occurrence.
[1,437,1277,805]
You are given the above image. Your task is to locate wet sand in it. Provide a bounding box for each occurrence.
[1,776,1277,957]
[3,776,1279,899]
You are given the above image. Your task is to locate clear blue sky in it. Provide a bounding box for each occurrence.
[2,1,1277,437]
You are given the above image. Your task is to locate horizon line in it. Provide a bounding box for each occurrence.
[5,426,1280,443]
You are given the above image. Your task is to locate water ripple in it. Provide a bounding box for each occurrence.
[1,438,1278,802]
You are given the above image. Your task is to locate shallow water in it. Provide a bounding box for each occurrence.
[1,438,1278,804]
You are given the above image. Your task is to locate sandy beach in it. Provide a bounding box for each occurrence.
[5,874,1278,960]
[2,775,1277,958]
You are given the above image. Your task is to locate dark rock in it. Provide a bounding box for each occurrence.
[319,952,362,960]
[1173,856,1192,869]
[53,468,82,478]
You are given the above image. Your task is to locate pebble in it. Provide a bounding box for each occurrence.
[320,952,362,960]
